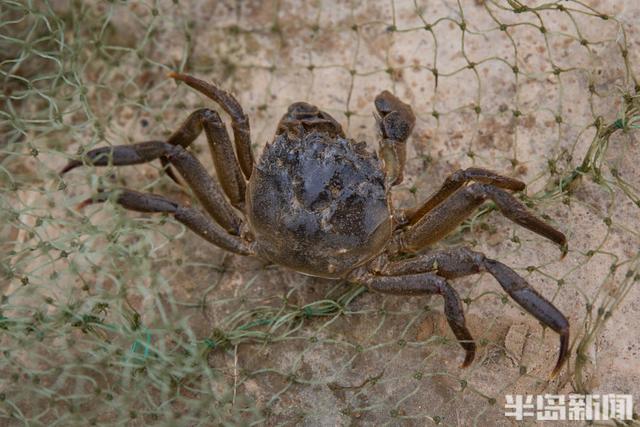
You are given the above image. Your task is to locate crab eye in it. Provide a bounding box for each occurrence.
[287,102,319,119]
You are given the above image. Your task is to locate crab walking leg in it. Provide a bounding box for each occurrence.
[169,72,254,179]
[61,140,166,173]
[61,142,242,233]
[374,91,416,186]
[397,183,566,252]
[383,247,570,378]
[159,108,246,209]
[364,272,476,368]
[81,189,251,255]
[404,168,526,224]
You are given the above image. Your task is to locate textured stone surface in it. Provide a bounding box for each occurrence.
[6,0,638,424]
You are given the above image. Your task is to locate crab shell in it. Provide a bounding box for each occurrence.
[247,128,393,279]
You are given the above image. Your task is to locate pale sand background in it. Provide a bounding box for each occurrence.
[2,0,640,425]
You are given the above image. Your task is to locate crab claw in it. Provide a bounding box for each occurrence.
[374,90,416,142]
[374,91,416,186]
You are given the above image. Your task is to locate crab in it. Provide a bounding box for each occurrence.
[61,73,569,377]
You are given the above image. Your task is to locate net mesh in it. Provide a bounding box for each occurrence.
[1,0,639,425]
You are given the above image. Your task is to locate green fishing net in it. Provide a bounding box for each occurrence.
[1,1,639,425]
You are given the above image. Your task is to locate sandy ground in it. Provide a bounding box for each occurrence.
[3,0,640,425]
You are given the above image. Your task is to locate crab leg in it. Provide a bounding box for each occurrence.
[403,168,526,224]
[61,141,242,233]
[396,183,566,253]
[374,91,416,186]
[169,72,254,179]
[158,108,246,209]
[80,189,251,255]
[363,272,476,368]
[382,247,569,377]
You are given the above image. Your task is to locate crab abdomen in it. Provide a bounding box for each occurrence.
[246,131,392,278]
